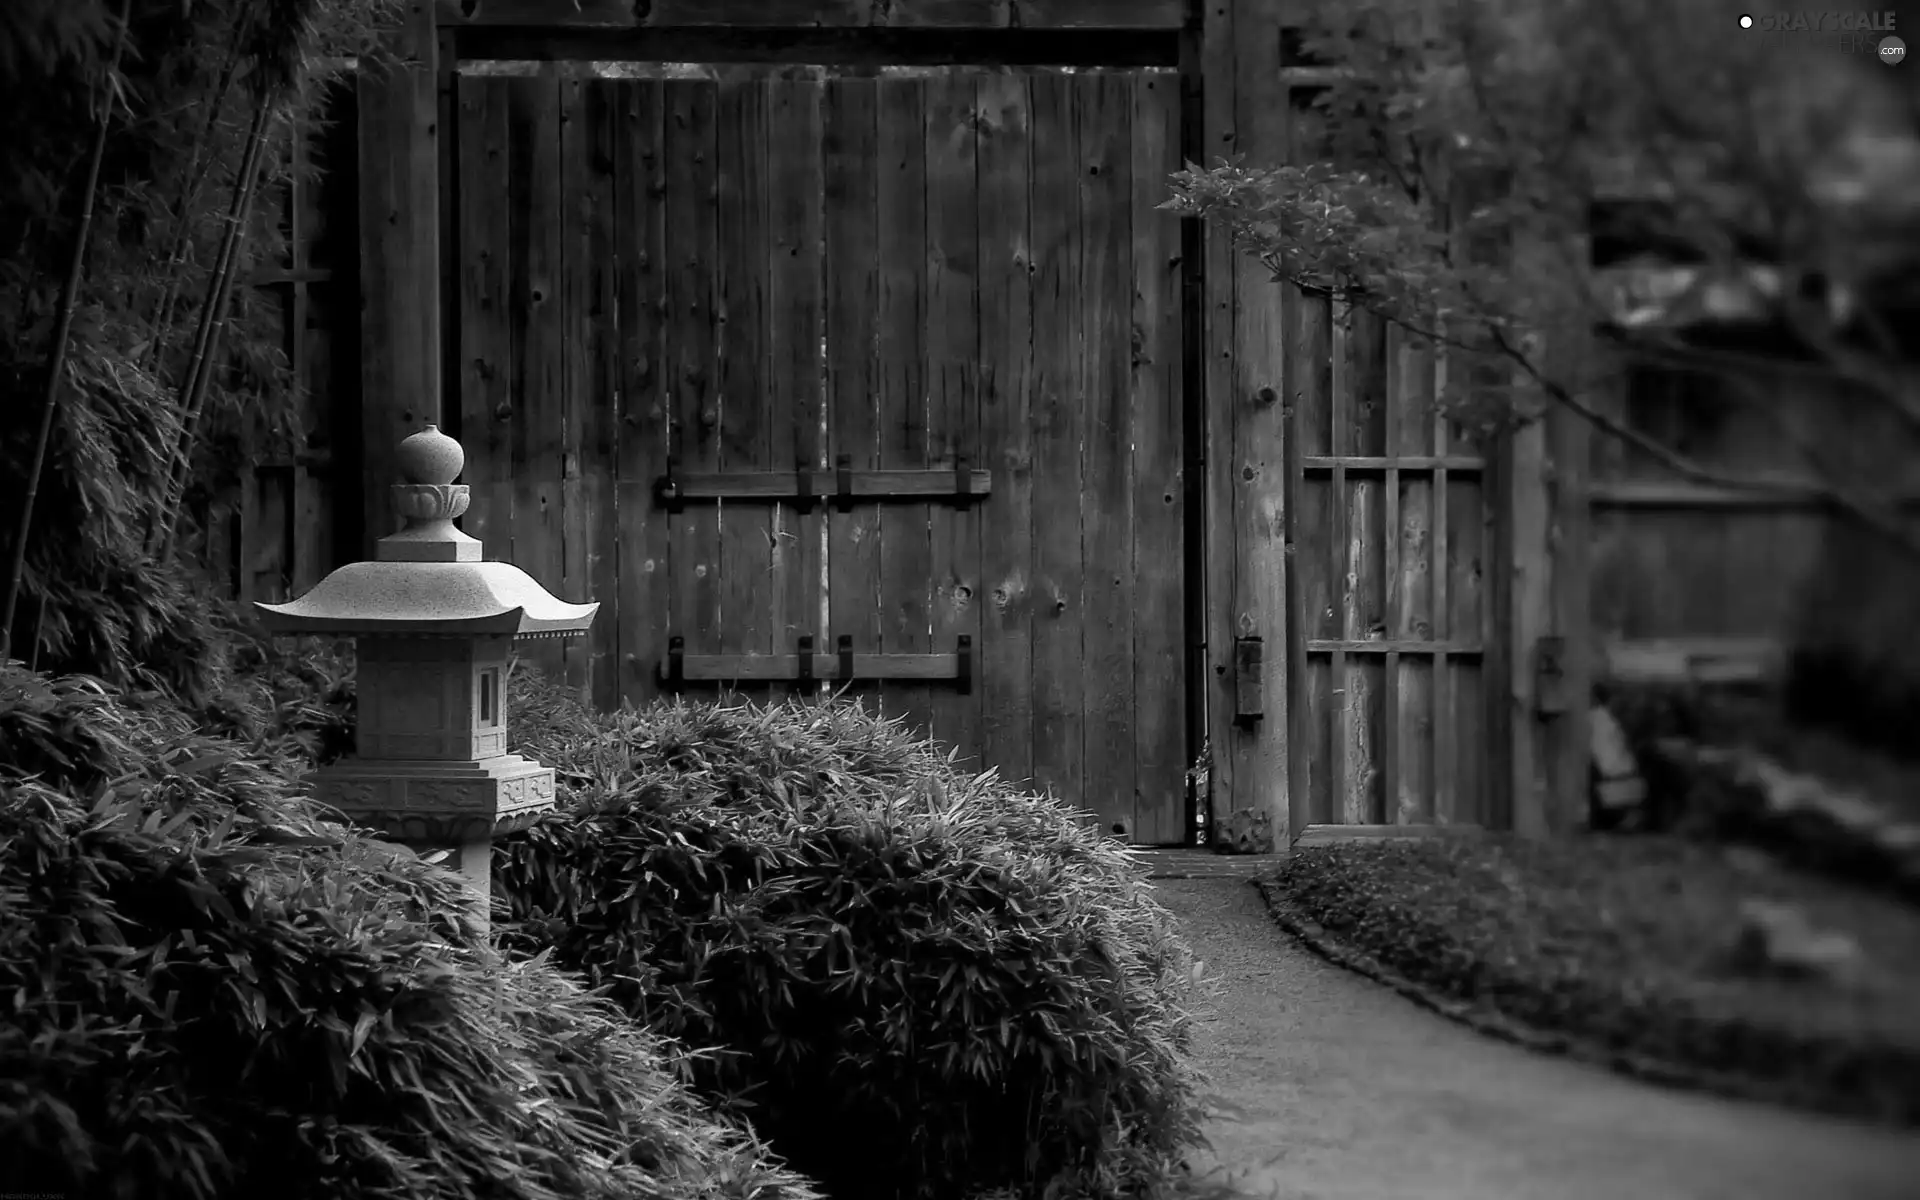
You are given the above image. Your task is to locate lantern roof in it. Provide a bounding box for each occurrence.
[254,424,598,640]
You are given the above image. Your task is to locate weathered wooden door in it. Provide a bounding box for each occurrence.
[453,64,1189,843]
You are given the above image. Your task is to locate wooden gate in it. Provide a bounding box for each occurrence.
[1201,64,1496,846]
[452,65,1189,843]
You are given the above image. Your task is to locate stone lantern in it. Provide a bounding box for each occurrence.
[255,424,597,931]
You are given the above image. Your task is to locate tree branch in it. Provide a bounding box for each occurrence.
[1486,324,1920,559]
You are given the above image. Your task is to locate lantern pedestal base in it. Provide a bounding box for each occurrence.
[412,839,496,934]
[307,754,558,845]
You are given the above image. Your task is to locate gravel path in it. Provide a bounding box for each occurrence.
[1158,875,1920,1200]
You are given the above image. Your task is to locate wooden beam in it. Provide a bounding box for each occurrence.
[357,0,442,555]
[451,25,1179,65]
[438,0,1187,29]
[1302,454,1482,472]
[1292,822,1485,847]
[1307,639,1481,656]
[657,467,993,504]
[1589,478,1920,510]
[1545,343,1592,836]
[1227,0,1291,847]
[1599,637,1784,686]
[1198,0,1239,848]
[246,266,337,286]
[1178,4,1208,844]
[1281,394,1309,840]
[1502,416,1552,838]
[659,649,970,684]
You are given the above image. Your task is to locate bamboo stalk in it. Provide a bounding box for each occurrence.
[150,99,277,560]
[0,0,135,664]
[140,27,249,376]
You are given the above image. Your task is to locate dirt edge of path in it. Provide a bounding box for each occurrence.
[1250,877,1880,1125]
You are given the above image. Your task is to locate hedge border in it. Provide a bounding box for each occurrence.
[1252,877,1906,1123]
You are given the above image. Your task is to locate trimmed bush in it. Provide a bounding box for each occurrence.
[0,664,819,1200]
[492,691,1207,1200]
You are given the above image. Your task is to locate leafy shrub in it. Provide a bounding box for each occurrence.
[1264,838,1920,1125]
[492,691,1207,1200]
[0,667,820,1200]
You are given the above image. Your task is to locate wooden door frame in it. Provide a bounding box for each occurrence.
[1176,9,1210,846]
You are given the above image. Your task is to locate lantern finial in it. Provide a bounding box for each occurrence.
[380,425,481,563]
[397,423,464,486]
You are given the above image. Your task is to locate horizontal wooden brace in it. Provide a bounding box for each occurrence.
[1599,637,1783,686]
[655,465,991,510]
[451,25,1177,65]
[1304,639,1484,656]
[659,634,973,691]
[438,0,1187,30]
[1292,823,1487,848]
[247,266,337,287]
[1301,455,1484,473]
[1589,478,1920,511]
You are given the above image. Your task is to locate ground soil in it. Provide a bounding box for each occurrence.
[1155,870,1920,1200]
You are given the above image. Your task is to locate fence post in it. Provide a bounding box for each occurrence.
[357,0,441,557]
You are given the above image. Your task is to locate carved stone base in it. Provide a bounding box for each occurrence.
[307,754,558,844]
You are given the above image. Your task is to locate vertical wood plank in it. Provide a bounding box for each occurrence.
[824,77,883,706]
[876,77,933,734]
[288,125,327,595]
[666,80,721,673]
[1350,308,1390,824]
[1229,28,1291,843]
[926,73,984,763]
[615,80,672,709]
[716,78,774,699]
[1078,72,1136,838]
[1391,326,1436,823]
[578,81,622,709]
[1335,303,1388,826]
[1028,72,1085,811]
[1323,298,1350,823]
[768,79,826,667]
[1200,0,1238,839]
[356,0,439,559]
[1130,72,1185,845]
[235,463,258,602]
[507,73,566,677]
[436,26,460,455]
[314,76,359,577]
[560,78,618,704]
[1431,332,1455,824]
[458,77,512,564]
[1449,470,1487,826]
[1382,429,1405,824]
[1506,411,1551,836]
[975,73,1036,788]
[1293,298,1331,829]
[1281,389,1311,840]
[1545,322,1593,834]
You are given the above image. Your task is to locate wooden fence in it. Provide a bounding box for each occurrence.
[1589,365,1873,689]
[224,0,1845,847]
[200,79,361,604]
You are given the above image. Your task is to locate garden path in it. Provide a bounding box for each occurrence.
[1153,869,1920,1200]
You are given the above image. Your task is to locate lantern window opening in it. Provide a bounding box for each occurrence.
[479,667,499,726]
